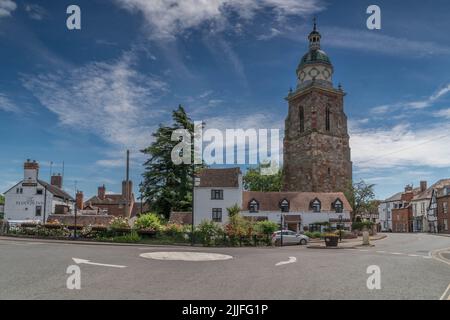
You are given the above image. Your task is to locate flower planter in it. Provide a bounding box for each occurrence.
[21,223,38,228]
[67,225,83,231]
[111,228,131,235]
[324,235,339,247]
[137,229,157,238]
[44,224,62,230]
[91,226,108,232]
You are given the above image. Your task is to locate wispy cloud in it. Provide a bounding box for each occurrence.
[114,0,324,40]
[0,92,19,113]
[22,52,169,154]
[0,0,16,18]
[350,122,450,170]
[257,27,281,40]
[24,3,46,20]
[370,83,450,115]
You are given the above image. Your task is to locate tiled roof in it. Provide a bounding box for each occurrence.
[38,180,74,201]
[413,179,450,201]
[85,194,127,205]
[242,191,352,212]
[197,167,241,188]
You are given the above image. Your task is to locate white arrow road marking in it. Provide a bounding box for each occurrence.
[72,258,127,268]
[275,256,297,266]
[439,283,450,300]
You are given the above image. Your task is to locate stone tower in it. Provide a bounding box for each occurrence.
[282,19,352,193]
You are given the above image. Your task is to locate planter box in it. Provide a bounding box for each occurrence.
[324,236,339,247]
[21,223,38,228]
[44,224,62,230]
[137,229,157,238]
[91,226,108,232]
[67,225,83,231]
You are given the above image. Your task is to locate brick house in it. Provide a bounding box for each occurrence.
[391,188,415,233]
[437,186,450,234]
[84,182,134,218]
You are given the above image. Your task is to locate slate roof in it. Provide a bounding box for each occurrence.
[37,180,74,201]
[412,179,450,201]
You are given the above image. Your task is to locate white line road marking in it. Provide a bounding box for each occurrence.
[275,257,297,266]
[408,254,420,257]
[359,249,369,252]
[376,251,386,253]
[439,283,450,300]
[390,252,403,255]
[72,258,127,268]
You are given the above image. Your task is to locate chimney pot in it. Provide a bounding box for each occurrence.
[420,181,427,192]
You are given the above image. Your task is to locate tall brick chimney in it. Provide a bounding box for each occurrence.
[122,180,133,201]
[24,159,39,182]
[76,191,84,210]
[98,185,106,200]
[51,174,63,189]
[420,181,427,193]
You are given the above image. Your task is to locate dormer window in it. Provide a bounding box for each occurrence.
[333,199,343,213]
[310,198,321,213]
[280,199,289,213]
[249,199,259,213]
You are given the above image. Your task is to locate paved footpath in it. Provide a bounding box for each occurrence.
[0,233,449,300]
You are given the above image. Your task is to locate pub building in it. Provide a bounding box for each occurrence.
[3,160,74,222]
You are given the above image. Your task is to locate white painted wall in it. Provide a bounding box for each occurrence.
[193,175,243,226]
[242,210,351,231]
[4,182,74,222]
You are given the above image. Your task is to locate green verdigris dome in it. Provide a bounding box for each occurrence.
[297,49,332,71]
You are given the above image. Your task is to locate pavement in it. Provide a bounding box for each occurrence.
[0,233,449,300]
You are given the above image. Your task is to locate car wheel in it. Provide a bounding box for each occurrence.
[300,239,307,245]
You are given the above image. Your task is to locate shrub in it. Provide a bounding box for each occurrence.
[164,223,183,236]
[110,216,130,230]
[196,220,223,246]
[304,231,322,239]
[112,231,141,243]
[134,213,163,231]
[255,220,278,235]
[351,221,374,231]
[226,204,241,218]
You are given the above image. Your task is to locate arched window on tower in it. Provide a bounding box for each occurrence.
[299,106,305,133]
[325,106,331,131]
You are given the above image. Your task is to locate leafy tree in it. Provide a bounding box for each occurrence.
[344,180,376,222]
[0,194,4,205]
[243,163,282,192]
[141,106,202,218]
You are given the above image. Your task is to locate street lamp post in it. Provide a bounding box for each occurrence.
[339,214,343,242]
[280,214,284,247]
[192,173,201,246]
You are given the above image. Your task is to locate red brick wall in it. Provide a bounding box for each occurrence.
[392,207,412,232]
[437,196,450,234]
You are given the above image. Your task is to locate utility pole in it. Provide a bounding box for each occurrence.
[126,150,130,218]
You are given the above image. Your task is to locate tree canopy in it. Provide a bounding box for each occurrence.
[243,163,282,192]
[344,180,376,221]
[141,105,201,218]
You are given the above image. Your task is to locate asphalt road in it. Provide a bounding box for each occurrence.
[0,233,449,300]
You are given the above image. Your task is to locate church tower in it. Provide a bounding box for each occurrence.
[282,19,352,193]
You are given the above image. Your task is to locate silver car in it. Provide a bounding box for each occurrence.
[272,230,309,246]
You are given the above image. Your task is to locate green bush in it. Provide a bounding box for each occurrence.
[134,213,163,231]
[351,221,374,231]
[304,231,322,239]
[196,220,223,246]
[111,231,141,243]
[255,220,278,235]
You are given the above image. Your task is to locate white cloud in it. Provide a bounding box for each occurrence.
[350,122,450,170]
[24,3,46,20]
[0,92,19,113]
[370,83,450,114]
[257,27,281,40]
[0,0,16,18]
[22,52,169,154]
[114,0,324,40]
[433,108,450,119]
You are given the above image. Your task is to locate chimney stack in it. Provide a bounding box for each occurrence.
[76,191,84,210]
[98,185,106,200]
[420,181,427,193]
[24,159,39,182]
[122,180,133,200]
[404,185,413,193]
[51,174,63,189]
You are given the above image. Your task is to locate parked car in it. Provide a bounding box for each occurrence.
[272,230,309,246]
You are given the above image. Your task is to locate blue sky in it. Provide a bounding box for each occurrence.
[1,0,450,200]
